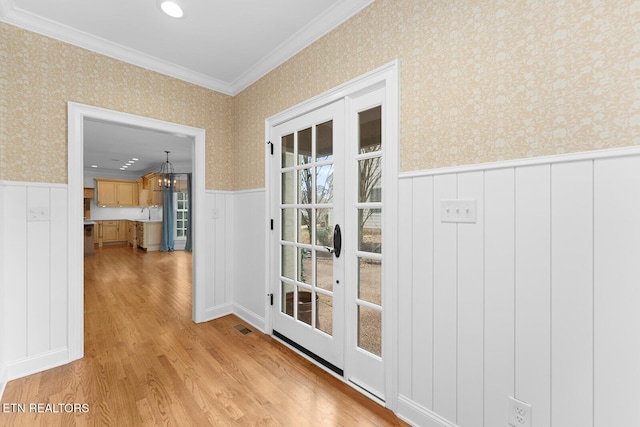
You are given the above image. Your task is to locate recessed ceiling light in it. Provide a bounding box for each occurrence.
[91,165,98,168]
[132,158,139,161]
[120,167,126,170]
[160,1,184,18]
[127,161,134,164]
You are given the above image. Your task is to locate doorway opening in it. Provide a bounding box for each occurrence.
[68,103,207,362]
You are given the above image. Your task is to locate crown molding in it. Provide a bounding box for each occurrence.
[230,0,374,95]
[1,0,374,96]
[0,0,234,94]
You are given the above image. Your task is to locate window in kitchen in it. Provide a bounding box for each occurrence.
[175,192,188,239]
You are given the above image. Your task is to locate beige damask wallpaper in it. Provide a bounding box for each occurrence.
[234,0,640,189]
[2,1,639,191]
[0,22,234,190]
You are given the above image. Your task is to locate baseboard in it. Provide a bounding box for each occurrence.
[6,348,70,382]
[232,303,265,333]
[396,394,457,427]
[204,303,234,322]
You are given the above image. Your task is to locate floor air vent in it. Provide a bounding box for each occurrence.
[233,324,252,335]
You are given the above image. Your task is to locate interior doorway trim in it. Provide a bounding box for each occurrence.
[68,102,207,362]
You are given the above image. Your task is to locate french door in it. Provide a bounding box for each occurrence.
[270,87,387,400]
[271,101,346,372]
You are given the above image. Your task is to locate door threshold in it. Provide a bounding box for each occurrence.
[272,330,343,376]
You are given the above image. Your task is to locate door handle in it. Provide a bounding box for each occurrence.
[333,224,342,258]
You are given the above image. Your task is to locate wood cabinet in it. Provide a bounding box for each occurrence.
[137,221,162,251]
[142,173,163,206]
[83,187,95,219]
[126,221,137,247]
[96,220,129,246]
[95,179,139,207]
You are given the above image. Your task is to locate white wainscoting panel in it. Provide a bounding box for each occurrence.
[1,181,69,380]
[483,168,515,427]
[232,190,266,331]
[204,190,233,320]
[594,157,640,426]
[456,171,484,427]
[514,164,551,427]
[432,174,457,422]
[397,149,640,427]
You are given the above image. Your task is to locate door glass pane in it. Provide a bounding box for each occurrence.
[281,245,295,280]
[358,208,382,253]
[281,208,294,242]
[281,282,294,317]
[281,171,294,204]
[297,209,311,244]
[358,305,382,357]
[358,106,382,154]
[316,120,333,161]
[358,258,381,306]
[297,248,312,285]
[316,164,334,204]
[358,157,381,203]
[298,168,313,204]
[315,208,333,247]
[298,128,312,165]
[315,250,333,291]
[317,293,333,336]
[282,133,294,168]
[297,287,314,326]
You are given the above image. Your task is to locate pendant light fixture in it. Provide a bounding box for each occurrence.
[157,151,177,189]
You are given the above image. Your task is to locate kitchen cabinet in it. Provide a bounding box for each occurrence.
[142,173,163,206]
[83,187,95,219]
[95,179,139,207]
[126,221,137,247]
[96,220,128,246]
[137,221,162,251]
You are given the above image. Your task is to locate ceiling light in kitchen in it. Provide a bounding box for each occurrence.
[156,151,177,189]
[160,1,184,18]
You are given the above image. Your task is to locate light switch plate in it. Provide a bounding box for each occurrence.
[27,206,50,222]
[441,199,477,223]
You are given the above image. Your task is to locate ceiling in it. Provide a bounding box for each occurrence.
[83,119,193,174]
[0,0,373,95]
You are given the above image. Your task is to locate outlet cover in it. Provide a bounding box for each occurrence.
[508,396,532,427]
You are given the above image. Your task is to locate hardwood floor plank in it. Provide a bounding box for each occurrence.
[1,246,405,426]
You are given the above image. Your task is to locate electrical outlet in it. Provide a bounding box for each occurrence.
[508,396,532,427]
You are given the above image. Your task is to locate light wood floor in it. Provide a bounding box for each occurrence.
[2,246,406,426]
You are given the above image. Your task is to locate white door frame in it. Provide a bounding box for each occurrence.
[264,60,399,409]
[67,102,207,362]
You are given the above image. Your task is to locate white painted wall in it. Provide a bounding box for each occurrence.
[396,149,640,427]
